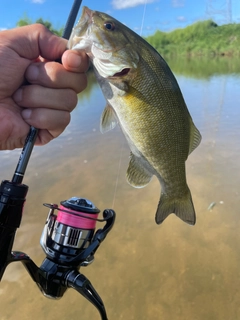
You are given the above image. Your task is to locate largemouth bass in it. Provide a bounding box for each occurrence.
[69,7,201,225]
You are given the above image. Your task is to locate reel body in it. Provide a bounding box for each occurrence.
[41,197,101,267]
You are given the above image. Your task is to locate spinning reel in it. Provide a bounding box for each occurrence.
[0,127,115,320]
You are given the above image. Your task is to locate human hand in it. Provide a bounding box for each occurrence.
[0,24,89,150]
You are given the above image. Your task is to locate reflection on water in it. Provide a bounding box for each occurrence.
[166,55,240,79]
[0,58,240,320]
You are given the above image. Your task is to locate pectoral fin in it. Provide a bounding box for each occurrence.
[100,103,118,133]
[189,120,202,155]
[126,152,153,188]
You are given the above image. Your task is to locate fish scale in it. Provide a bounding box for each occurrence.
[69,6,202,225]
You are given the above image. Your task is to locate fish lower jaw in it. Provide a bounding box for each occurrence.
[71,37,92,52]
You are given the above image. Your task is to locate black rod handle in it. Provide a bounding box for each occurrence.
[12,126,38,184]
[12,0,83,185]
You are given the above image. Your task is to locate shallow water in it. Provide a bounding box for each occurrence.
[0,57,240,320]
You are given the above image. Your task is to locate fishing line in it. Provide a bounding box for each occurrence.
[111,139,124,209]
[140,0,147,36]
[112,0,148,207]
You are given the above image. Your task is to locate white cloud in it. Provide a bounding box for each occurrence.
[112,0,158,10]
[171,0,185,8]
[31,0,45,3]
[177,16,186,22]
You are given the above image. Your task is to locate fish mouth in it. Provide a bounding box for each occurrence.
[69,6,137,78]
[83,6,94,20]
[68,6,94,52]
[78,6,94,26]
[69,6,124,54]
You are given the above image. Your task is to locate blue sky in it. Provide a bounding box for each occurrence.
[1,0,240,35]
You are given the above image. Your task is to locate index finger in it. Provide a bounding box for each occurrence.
[2,24,67,61]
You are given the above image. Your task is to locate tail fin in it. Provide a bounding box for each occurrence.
[155,189,196,225]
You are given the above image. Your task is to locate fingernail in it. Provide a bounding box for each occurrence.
[67,51,82,68]
[13,88,22,102]
[25,64,39,81]
[22,109,32,120]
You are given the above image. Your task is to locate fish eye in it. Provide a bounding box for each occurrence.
[104,21,115,31]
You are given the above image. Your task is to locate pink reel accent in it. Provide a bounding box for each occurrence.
[57,205,99,229]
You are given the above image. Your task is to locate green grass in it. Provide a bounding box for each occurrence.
[145,20,240,57]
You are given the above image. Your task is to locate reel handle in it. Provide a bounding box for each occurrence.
[66,270,108,320]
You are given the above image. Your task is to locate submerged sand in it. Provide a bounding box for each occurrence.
[0,72,239,320]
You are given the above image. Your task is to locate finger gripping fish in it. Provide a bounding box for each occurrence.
[69,6,201,225]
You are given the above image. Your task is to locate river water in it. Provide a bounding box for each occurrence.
[0,56,240,320]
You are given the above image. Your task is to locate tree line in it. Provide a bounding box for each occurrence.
[16,16,63,36]
[16,16,240,57]
[145,20,240,57]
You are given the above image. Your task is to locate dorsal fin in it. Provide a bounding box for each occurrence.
[189,119,202,155]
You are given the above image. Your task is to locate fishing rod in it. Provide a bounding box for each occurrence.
[0,2,116,319]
